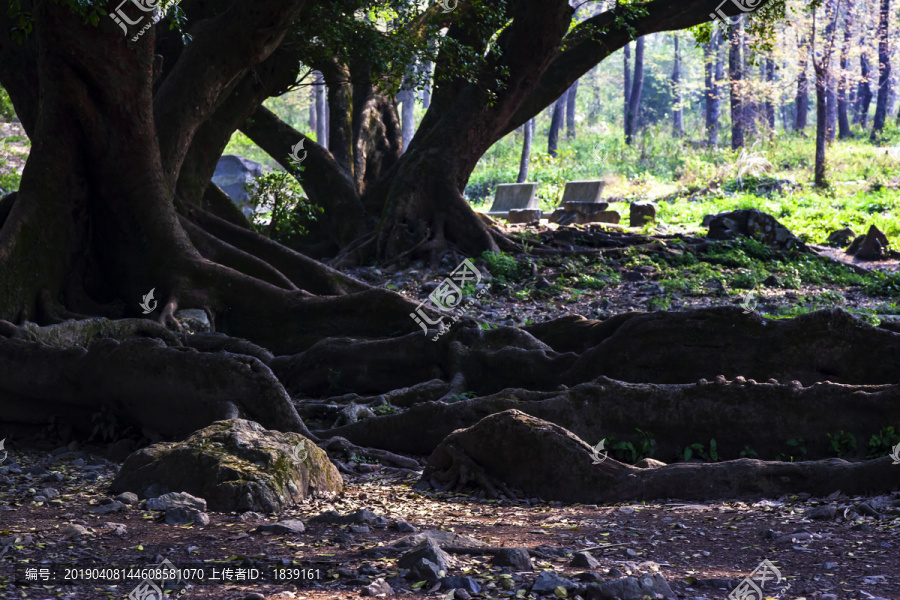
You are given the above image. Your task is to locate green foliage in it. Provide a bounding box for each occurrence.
[607,429,656,464]
[866,427,900,459]
[480,251,528,284]
[682,439,718,462]
[0,86,15,121]
[738,445,758,459]
[826,430,857,458]
[775,437,807,462]
[244,171,322,247]
[372,404,399,416]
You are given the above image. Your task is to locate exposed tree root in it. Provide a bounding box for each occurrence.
[0,322,313,442]
[315,376,900,460]
[317,436,420,470]
[419,410,900,503]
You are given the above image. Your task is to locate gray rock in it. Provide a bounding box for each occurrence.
[255,519,306,534]
[109,419,341,514]
[146,491,207,512]
[805,505,838,520]
[441,576,481,595]
[399,539,451,577]
[395,520,417,533]
[243,593,266,600]
[393,530,487,550]
[570,551,600,569]
[165,506,210,526]
[531,570,576,594]
[174,309,210,334]
[452,589,472,600]
[309,508,378,525]
[630,201,657,227]
[114,492,139,505]
[212,155,264,217]
[847,225,891,260]
[107,439,137,463]
[349,525,371,534]
[60,524,90,537]
[407,557,442,581]
[507,209,543,224]
[585,574,677,600]
[492,547,532,571]
[361,577,393,597]
[72,458,85,468]
[40,487,60,499]
[89,501,127,514]
[705,209,806,252]
[826,227,856,247]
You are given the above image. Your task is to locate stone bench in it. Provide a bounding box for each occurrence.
[560,180,606,205]
[487,183,539,217]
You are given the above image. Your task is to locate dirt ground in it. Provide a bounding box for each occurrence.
[1,444,898,600]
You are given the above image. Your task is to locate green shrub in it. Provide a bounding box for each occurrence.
[244,171,322,246]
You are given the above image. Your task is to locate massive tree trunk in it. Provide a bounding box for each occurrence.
[625,36,645,145]
[729,17,744,149]
[672,34,684,138]
[870,0,891,139]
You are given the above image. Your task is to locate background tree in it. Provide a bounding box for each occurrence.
[625,36,646,145]
[672,34,684,138]
[870,0,890,139]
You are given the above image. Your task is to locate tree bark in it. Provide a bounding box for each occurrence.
[855,53,872,127]
[623,43,632,130]
[729,17,745,150]
[672,34,684,138]
[765,57,776,132]
[705,28,724,146]
[838,10,853,139]
[548,93,566,157]
[871,0,891,139]
[796,34,811,132]
[399,65,416,152]
[517,118,534,183]
[314,71,328,149]
[565,81,578,140]
[625,37,645,146]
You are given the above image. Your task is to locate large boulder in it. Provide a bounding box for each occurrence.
[846,225,891,261]
[109,419,342,513]
[703,209,807,251]
[211,155,264,217]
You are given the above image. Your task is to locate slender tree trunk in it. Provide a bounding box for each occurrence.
[421,60,433,109]
[548,93,566,156]
[796,34,810,132]
[309,85,316,132]
[517,118,534,183]
[729,17,745,150]
[838,11,853,139]
[315,71,327,150]
[871,0,891,139]
[765,56,776,132]
[672,34,684,138]
[824,1,839,144]
[625,37,645,146]
[399,78,416,153]
[566,81,578,140]
[705,28,724,146]
[624,43,632,132]
[856,53,872,127]
[815,65,828,186]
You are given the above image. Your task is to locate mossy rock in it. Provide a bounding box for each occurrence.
[109,419,342,513]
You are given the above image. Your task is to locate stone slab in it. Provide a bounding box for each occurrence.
[507,209,543,224]
[560,180,606,205]
[488,183,539,216]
